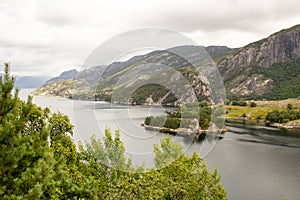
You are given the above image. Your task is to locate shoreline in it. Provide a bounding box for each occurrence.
[225,117,300,131]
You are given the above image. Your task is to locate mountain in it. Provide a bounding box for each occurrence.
[34,24,300,102]
[35,45,225,104]
[46,69,78,84]
[15,76,52,88]
[218,24,300,100]
[0,73,51,88]
[205,46,237,60]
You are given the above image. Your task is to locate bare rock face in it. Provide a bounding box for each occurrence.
[175,68,212,105]
[229,75,273,96]
[145,95,155,105]
[219,25,300,97]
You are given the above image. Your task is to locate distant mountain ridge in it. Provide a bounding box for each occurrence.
[0,73,51,88]
[15,76,52,88]
[46,69,78,84]
[35,24,300,102]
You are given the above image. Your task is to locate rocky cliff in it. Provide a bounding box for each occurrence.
[219,24,300,98]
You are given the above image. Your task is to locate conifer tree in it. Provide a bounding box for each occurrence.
[0,63,96,199]
[0,63,56,199]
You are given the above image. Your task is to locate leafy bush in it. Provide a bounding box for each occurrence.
[265,109,300,123]
[232,101,247,106]
[239,101,247,106]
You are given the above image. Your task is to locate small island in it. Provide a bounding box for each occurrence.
[143,101,227,141]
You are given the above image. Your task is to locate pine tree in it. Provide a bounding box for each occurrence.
[0,63,96,199]
[0,63,57,199]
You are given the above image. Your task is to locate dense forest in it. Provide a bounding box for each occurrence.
[0,63,227,199]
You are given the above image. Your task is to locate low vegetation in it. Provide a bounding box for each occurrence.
[226,99,300,125]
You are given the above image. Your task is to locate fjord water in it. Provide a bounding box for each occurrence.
[20,89,300,200]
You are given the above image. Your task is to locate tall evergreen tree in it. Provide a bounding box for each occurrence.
[0,63,96,199]
[0,63,57,199]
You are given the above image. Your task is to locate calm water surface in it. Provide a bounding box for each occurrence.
[20,89,300,200]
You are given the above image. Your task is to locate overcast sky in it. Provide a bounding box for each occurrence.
[1,0,300,76]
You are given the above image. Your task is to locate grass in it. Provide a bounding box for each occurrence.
[226,98,300,120]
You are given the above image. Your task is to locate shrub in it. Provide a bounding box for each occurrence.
[287,103,293,110]
[232,101,247,106]
[231,101,239,106]
[239,101,247,106]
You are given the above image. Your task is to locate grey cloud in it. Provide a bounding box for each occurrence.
[131,0,300,33]
[1,0,300,76]
[0,38,49,49]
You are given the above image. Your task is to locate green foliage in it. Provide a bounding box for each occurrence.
[265,108,300,123]
[225,99,231,105]
[79,129,136,198]
[255,58,300,100]
[232,101,247,106]
[153,135,183,168]
[145,101,212,130]
[153,136,227,199]
[1,64,227,199]
[79,134,227,199]
[0,63,56,199]
[131,83,172,103]
[250,102,257,107]
[198,101,213,129]
[287,103,293,110]
[0,64,95,199]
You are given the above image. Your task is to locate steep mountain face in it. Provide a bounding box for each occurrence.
[219,25,300,99]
